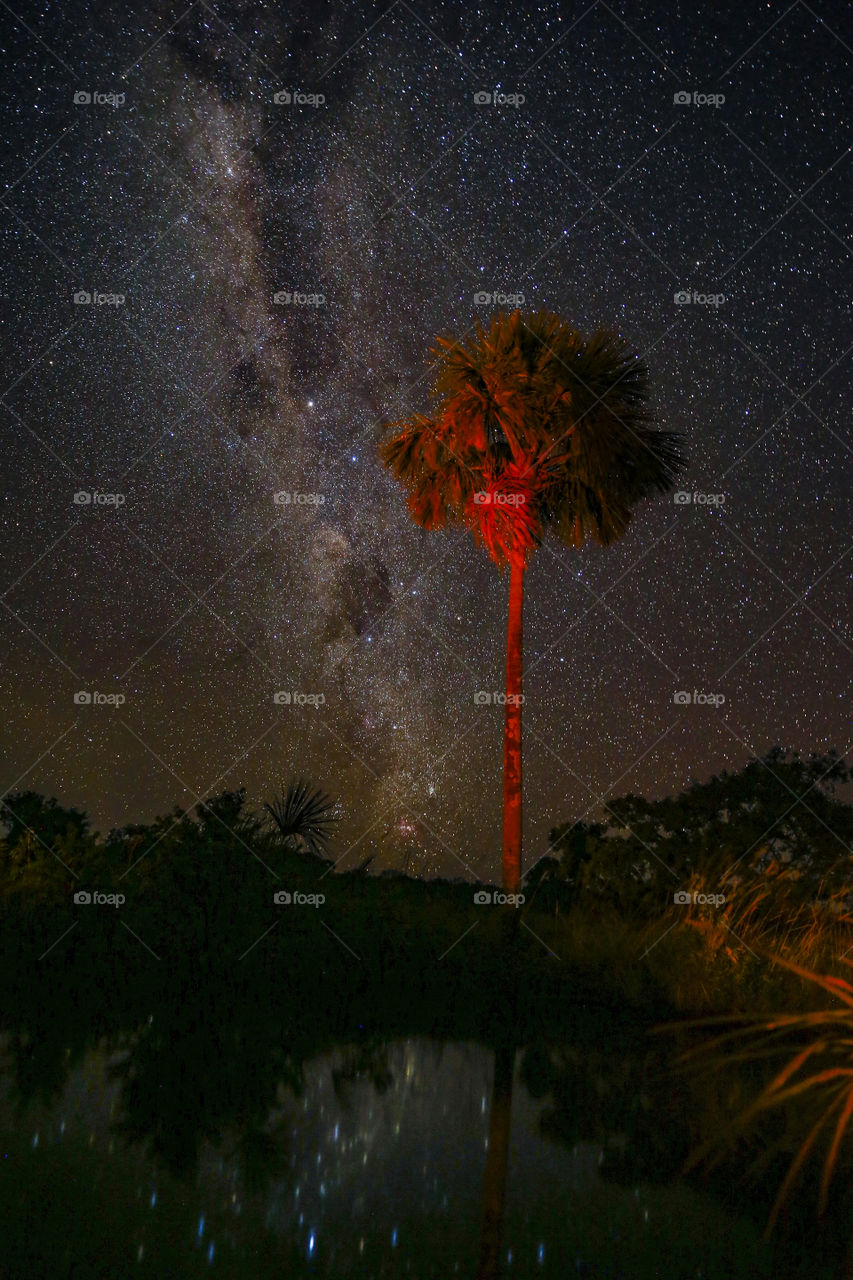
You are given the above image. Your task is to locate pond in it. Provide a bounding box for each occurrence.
[1,988,849,1280]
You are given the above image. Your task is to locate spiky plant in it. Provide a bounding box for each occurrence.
[263,779,338,859]
[381,309,684,893]
[677,956,853,1232]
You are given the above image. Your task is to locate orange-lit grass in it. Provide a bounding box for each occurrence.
[675,865,853,971]
[667,956,853,1233]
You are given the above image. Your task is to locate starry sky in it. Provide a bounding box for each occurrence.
[0,0,851,881]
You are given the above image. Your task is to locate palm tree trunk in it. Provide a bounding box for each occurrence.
[502,554,524,895]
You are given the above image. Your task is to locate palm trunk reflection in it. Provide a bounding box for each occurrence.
[476,1040,516,1280]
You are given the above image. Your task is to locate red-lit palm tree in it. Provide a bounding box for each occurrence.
[380,310,684,896]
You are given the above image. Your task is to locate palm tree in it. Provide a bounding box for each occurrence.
[262,779,338,859]
[380,309,684,895]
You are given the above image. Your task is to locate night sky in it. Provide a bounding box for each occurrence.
[1,0,850,881]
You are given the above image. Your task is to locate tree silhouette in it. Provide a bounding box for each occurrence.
[262,778,338,859]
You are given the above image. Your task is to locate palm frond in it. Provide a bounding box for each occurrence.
[684,957,853,1230]
[464,458,552,567]
[380,415,475,529]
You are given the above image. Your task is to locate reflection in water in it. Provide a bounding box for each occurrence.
[477,1041,515,1280]
[2,974,853,1277]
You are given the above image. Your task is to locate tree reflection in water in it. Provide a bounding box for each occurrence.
[476,1040,515,1280]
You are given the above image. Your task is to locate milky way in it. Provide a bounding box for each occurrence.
[1,0,851,879]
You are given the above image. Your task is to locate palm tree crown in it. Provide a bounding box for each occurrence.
[380,309,684,566]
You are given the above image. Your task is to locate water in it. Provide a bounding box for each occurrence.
[1,990,848,1280]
